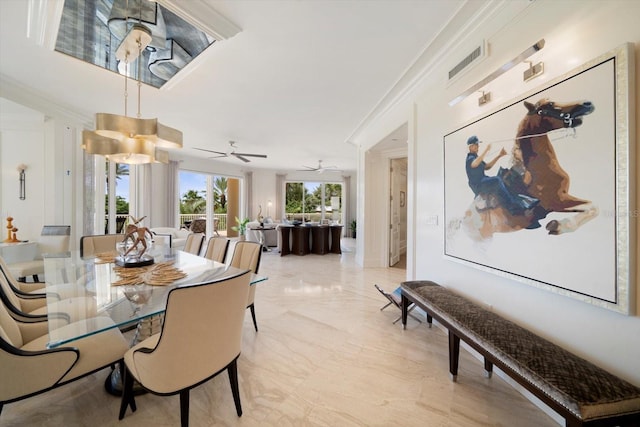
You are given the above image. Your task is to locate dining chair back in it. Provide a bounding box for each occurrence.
[183,233,205,255]
[119,270,252,426]
[203,237,230,263]
[8,225,71,282]
[79,233,126,257]
[229,241,262,331]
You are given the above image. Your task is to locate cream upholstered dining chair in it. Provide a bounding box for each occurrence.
[118,270,252,427]
[1,255,89,309]
[229,241,262,332]
[0,298,129,416]
[203,237,230,263]
[8,225,71,283]
[79,233,126,257]
[182,233,205,255]
[0,263,47,321]
[1,260,96,329]
[0,256,46,296]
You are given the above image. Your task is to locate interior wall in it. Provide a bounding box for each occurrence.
[252,169,275,221]
[361,0,640,397]
[0,100,46,240]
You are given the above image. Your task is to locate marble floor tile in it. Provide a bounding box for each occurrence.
[1,242,558,426]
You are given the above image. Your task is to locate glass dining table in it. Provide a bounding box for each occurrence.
[43,248,267,349]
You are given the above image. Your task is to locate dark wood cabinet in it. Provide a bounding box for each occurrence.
[291,226,310,255]
[311,226,330,254]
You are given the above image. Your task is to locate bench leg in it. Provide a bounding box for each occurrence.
[426,313,432,328]
[448,331,460,382]
[401,294,409,329]
[484,358,493,378]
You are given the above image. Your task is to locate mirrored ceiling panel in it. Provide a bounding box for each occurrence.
[56,0,216,88]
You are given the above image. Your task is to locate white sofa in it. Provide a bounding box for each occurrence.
[150,227,191,251]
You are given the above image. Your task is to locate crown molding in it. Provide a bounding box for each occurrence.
[155,0,242,41]
[0,73,93,127]
[345,0,530,146]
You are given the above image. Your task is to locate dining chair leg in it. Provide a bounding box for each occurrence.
[180,389,190,427]
[118,363,136,420]
[248,304,258,332]
[228,359,243,416]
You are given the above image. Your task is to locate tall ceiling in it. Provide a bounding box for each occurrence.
[0,0,467,172]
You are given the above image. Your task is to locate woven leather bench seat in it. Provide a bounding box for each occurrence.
[400,280,640,427]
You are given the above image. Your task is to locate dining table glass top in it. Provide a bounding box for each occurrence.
[43,248,266,348]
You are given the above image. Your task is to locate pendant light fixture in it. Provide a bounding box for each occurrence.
[82,1,182,164]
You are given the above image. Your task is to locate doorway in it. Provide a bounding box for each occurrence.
[389,157,407,268]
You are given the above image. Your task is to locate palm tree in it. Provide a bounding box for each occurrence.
[214,177,228,211]
[105,162,129,186]
[181,190,206,214]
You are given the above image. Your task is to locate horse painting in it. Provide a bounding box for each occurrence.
[459,98,597,241]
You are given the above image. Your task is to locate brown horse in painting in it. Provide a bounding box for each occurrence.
[460,98,597,241]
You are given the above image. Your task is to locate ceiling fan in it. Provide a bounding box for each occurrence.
[194,141,267,163]
[297,160,341,173]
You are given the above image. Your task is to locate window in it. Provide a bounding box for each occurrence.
[105,162,129,233]
[285,181,342,223]
[179,171,234,234]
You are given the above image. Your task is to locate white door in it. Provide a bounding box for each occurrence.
[389,161,400,266]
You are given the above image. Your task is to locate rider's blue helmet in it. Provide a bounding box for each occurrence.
[467,135,479,145]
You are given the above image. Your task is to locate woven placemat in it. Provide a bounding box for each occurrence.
[112,261,187,286]
[95,252,118,264]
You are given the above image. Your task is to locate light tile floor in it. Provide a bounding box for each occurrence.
[2,240,558,426]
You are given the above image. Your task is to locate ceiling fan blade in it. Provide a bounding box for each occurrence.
[233,152,267,158]
[194,148,227,156]
[233,154,251,163]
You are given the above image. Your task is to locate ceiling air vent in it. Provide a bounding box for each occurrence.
[448,42,487,83]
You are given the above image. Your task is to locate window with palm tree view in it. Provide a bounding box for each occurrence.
[285,181,342,224]
[180,171,230,232]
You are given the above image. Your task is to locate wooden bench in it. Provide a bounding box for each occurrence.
[400,280,640,427]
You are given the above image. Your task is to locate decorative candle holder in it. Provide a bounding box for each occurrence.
[4,217,20,243]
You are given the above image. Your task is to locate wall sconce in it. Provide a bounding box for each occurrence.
[267,200,272,217]
[449,39,545,106]
[17,164,27,200]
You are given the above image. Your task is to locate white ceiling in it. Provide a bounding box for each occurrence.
[0,0,466,173]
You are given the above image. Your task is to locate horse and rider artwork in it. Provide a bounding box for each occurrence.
[444,48,631,312]
[460,98,597,240]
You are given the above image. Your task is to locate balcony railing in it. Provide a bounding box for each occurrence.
[179,214,227,231]
[105,214,228,234]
